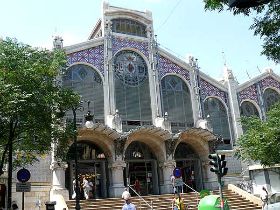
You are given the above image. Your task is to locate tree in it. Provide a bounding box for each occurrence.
[235,102,280,166]
[204,0,280,63]
[0,38,80,208]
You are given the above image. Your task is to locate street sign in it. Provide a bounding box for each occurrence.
[173,167,182,178]
[17,168,31,182]
[174,177,183,187]
[16,182,31,192]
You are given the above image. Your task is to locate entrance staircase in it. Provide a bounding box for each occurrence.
[67,189,261,210]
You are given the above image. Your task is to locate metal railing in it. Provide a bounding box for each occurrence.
[127,185,153,210]
[182,182,200,208]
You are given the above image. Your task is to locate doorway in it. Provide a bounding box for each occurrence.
[174,143,203,191]
[67,141,108,198]
[124,141,159,195]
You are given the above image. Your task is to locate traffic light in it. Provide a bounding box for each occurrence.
[229,0,271,8]
[208,154,228,177]
[208,154,219,174]
[219,155,228,177]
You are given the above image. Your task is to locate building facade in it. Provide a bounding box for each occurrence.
[1,2,280,209]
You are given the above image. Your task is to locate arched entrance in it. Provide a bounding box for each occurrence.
[124,141,159,195]
[67,141,108,198]
[0,184,6,208]
[174,143,203,192]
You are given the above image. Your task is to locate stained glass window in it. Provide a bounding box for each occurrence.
[161,75,194,133]
[240,101,259,117]
[62,64,104,123]
[204,97,231,145]
[263,88,280,111]
[114,51,151,131]
[112,19,146,37]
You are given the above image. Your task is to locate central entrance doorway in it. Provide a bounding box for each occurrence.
[67,141,108,199]
[124,141,159,195]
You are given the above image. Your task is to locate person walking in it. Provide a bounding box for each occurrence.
[122,188,130,200]
[122,193,136,210]
[134,178,140,195]
[172,193,185,210]
[261,186,268,210]
[82,176,91,200]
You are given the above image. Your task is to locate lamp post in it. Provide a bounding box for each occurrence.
[72,107,80,210]
[72,101,94,210]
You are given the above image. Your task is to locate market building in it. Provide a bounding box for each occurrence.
[1,2,280,209]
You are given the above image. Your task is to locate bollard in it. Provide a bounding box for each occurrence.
[45,201,56,210]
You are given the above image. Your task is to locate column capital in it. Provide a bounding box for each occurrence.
[50,161,68,171]
[109,161,126,171]
[159,160,176,169]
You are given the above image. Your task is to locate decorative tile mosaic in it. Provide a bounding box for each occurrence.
[158,55,190,83]
[112,36,149,58]
[67,45,104,75]
[260,76,280,91]
[238,84,258,104]
[200,78,228,105]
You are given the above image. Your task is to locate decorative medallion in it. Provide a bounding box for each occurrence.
[114,50,148,87]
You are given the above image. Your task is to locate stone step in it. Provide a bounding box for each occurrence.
[67,189,262,210]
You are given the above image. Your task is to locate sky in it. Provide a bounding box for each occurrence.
[0,0,279,84]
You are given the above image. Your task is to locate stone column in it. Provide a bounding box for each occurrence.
[108,161,126,197]
[104,18,115,125]
[223,67,243,143]
[160,160,176,194]
[49,161,69,210]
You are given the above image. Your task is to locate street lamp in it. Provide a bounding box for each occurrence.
[85,101,94,129]
[72,101,94,210]
[72,107,81,210]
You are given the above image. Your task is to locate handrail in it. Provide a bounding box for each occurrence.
[182,182,200,207]
[127,185,153,210]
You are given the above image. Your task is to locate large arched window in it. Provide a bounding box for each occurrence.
[112,19,147,37]
[240,101,259,117]
[204,97,231,145]
[161,75,194,133]
[62,64,104,123]
[114,50,152,131]
[263,88,280,111]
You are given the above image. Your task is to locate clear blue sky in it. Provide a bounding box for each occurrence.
[1,0,278,83]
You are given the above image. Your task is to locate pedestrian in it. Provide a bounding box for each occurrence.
[122,193,136,210]
[122,188,130,200]
[82,176,91,200]
[134,178,140,195]
[170,174,176,193]
[11,202,19,210]
[261,186,268,210]
[72,178,77,199]
[172,193,185,210]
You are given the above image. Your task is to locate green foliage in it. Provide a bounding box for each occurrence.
[204,0,280,63]
[235,102,280,165]
[0,38,79,168]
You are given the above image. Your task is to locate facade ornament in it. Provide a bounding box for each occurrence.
[53,36,63,49]
[114,136,126,160]
[165,138,178,158]
[50,161,68,171]
[208,137,223,153]
[105,19,112,30]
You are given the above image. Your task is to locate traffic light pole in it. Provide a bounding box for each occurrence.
[217,174,224,210]
[209,153,226,210]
